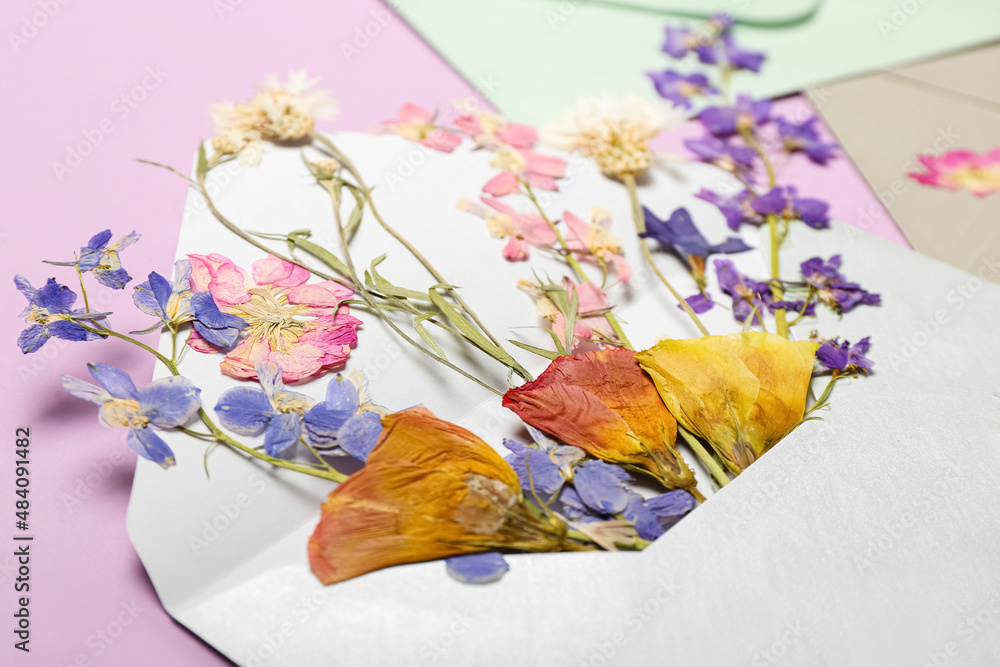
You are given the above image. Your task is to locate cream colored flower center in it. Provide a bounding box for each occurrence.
[101,398,141,427]
[230,287,308,350]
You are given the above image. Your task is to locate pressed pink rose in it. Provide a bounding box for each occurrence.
[187,253,361,382]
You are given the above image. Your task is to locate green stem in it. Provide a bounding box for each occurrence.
[807,375,840,415]
[740,127,789,338]
[622,174,711,337]
[78,324,347,483]
[324,182,505,396]
[311,133,510,355]
[75,261,91,312]
[677,425,729,489]
[522,181,634,350]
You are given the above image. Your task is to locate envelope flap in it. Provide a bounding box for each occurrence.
[595,0,822,25]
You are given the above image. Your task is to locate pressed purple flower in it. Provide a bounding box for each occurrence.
[623,490,696,541]
[776,116,838,165]
[720,34,765,72]
[800,255,880,313]
[699,95,771,137]
[648,70,718,109]
[662,25,698,58]
[679,292,716,314]
[817,337,874,375]
[695,188,759,231]
[132,260,246,346]
[684,135,756,174]
[61,363,201,468]
[55,229,141,289]
[14,275,107,353]
[751,186,830,229]
[445,553,510,585]
[215,362,315,456]
[715,259,771,325]
[641,206,752,286]
[302,372,385,461]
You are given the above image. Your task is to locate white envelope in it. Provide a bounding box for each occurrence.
[127,133,1000,666]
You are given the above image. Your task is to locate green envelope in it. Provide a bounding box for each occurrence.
[397,0,1000,125]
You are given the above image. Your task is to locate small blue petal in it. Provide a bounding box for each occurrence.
[136,376,201,428]
[337,411,383,461]
[17,325,48,353]
[86,229,113,251]
[255,362,284,399]
[215,386,275,435]
[147,271,173,312]
[132,282,165,319]
[48,319,94,342]
[94,267,132,290]
[324,374,361,413]
[88,363,139,400]
[264,413,302,456]
[127,427,176,468]
[445,553,510,585]
[573,460,632,514]
[61,375,112,405]
[35,278,78,313]
[303,404,355,446]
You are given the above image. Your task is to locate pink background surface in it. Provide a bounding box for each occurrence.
[0,2,904,665]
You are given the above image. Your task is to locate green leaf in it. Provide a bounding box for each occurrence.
[285,233,350,276]
[196,143,208,178]
[344,188,366,242]
[428,288,532,379]
[413,313,447,359]
[509,339,560,361]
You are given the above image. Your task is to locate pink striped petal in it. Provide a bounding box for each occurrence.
[496,123,537,148]
[483,172,521,197]
[398,103,432,124]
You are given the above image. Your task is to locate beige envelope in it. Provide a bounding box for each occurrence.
[817,42,1000,280]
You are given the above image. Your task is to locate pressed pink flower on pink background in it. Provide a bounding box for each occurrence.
[907,148,1000,197]
[187,253,361,382]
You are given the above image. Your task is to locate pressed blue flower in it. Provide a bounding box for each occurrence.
[49,229,141,289]
[624,490,696,541]
[641,206,752,287]
[661,25,697,58]
[445,553,510,585]
[573,459,633,515]
[800,255,881,313]
[14,275,107,354]
[777,116,837,165]
[556,486,604,523]
[132,260,246,345]
[699,95,771,137]
[817,337,874,375]
[751,186,830,229]
[695,188,759,231]
[647,70,718,109]
[215,362,315,456]
[61,363,201,468]
[720,34,766,72]
[302,371,385,461]
[503,426,583,497]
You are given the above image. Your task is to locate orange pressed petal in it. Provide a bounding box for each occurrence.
[503,348,697,494]
[308,408,569,585]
